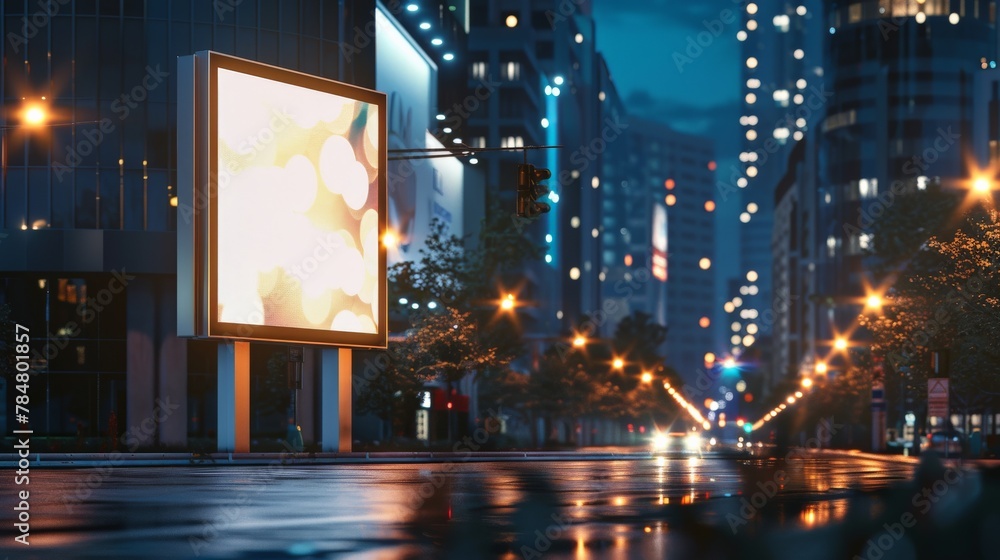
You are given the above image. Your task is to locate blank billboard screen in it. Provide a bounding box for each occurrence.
[180,52,386,347]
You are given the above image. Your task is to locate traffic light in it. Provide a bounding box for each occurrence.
[517,164,551,218]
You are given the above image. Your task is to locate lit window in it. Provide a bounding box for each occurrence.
[748,115,758,126]
[737,30,747,41]
[747,3,758,14]
[575,33,583,43]
[796,78,807,89]
[746,166,758,177]
[859,233,873,250]
[569,267,581,280]
[505,14,518,27]
[503,61,521,80]
[747,78,760,89]
[774,127,790,140]
[949,13,959,24]
[747,19,758,31]
[746,57,758,69]
[747,202,759,214]
[592,176,600,188]
[571,216,580,228]
[796,5,806,16]
[746,93,757,104]
[773,89,790,107]
[740,212,751,223]
[773,14,790,31]
[746,129,758,141]
[793,49,804,60]
[471,62,487,79]
[793,94,804,104]
[737,178,748,188]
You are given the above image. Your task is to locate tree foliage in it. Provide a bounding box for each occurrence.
[361,199,543,434]
[860,206,1000,414]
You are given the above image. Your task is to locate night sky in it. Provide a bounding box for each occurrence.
[592,0,743,317]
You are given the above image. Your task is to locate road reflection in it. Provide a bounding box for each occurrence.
[1,453,994,559]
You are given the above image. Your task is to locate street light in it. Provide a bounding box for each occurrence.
[640,371,653,384]
[20,99,51,127]
[815,362,828,375]
[572,334,587,348]
[834,337,848,351]
[865,294,883,311]
[500,293,515,311]
[612,357,624,370]
[973,176,991,194]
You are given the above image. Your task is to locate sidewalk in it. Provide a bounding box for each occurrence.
[0,449,655,468]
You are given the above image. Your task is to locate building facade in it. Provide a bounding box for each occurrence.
[733,0,825,361]
[600,118,717,384]
[817,0,998,370]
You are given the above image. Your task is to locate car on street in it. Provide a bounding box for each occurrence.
[921,429,966,458]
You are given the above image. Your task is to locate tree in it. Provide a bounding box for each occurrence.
[366,199,544,444]
[860,207,1000,426]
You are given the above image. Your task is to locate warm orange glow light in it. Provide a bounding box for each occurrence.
[612,357,625,370]
[698,316,711,328]
[815,362,828,374]
[865,294,883,309]
[382,230,398,248]
[500,293,515,311]
[22,104,47,126]
[802,377,814,388]
[973,177,991,193]
[834,337,848,351]
[704,200,716,212]
[641,371,653,384]
[573,335,586,348]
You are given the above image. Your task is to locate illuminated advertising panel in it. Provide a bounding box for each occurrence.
[652,204,668,282]
[178,51,387,348]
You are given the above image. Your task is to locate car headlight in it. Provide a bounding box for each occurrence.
[684,434,701,450]
[652,434,667,450]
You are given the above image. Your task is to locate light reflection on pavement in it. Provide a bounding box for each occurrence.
[2,453,991,560]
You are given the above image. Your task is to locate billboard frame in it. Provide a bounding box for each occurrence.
[178,50,387,349]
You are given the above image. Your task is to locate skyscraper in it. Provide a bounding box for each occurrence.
[816,0,998,364]
[734,0,825,361]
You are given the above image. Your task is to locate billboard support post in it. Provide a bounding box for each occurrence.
[322,348,353,452]
[217,341,250,453]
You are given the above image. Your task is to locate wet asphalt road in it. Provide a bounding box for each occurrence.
[1,451,996,560]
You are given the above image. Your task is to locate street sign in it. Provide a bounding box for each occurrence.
[871,382,885,411]
[871,382,886,451]
[928,378,949,418]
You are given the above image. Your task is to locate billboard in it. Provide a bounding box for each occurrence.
[178,51,387,348]
[375,6,466,270]
[652,204,668,282]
